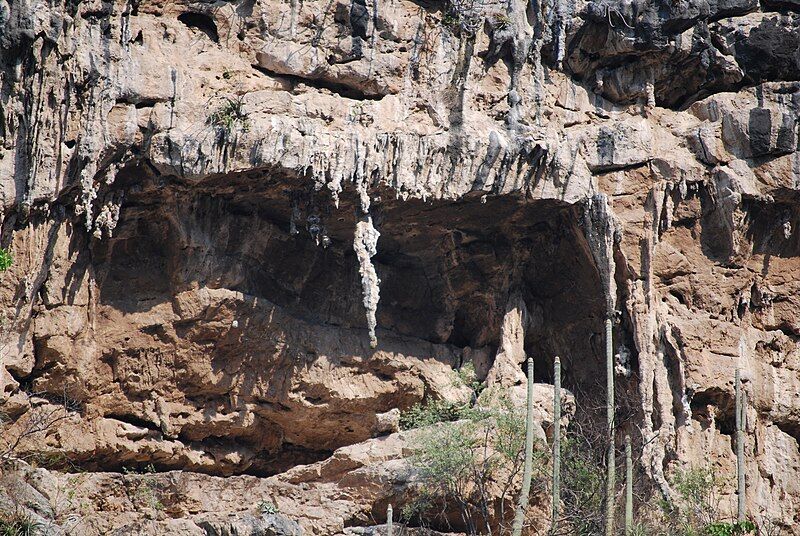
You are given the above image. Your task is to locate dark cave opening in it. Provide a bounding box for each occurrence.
[691,387,736,436]
[70,163,621,475]
[177,12,219,43]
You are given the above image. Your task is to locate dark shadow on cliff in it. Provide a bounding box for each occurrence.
[71,162,613,475]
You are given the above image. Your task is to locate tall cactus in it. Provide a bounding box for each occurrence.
[625,435,633,534]
[512,358,536,536]
[583,183,618,536]
[387,504,393,536]
[735,369,745,522]
[552,356,562,534]
[605,317,616,536]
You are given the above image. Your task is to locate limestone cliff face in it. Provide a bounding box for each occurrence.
[1,0,800,532]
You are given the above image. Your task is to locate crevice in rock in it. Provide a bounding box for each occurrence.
[759,0,800,12]
[81,8,113,20]
[244,444,335,478]
[178,12,219,43]
[775,419,800,447]
[115,96,162,109]
[690,387,735,435]
[105,413,162,433]
[251,64,385,101]
[590,159,651,176]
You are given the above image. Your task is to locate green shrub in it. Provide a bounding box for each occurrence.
[399,399,474,430]
[441,12,460,30]
[207,96,249,141]
[0,248,12,272]
[258,500,278,515]
[456,361,485,398]
[492,12,511,30]
[704,521,756,536]
[122,463,156,474]
[400,362,488,431]
[0,512,40,536]
[631,466,757,536]
[122,466,164,516]
[628,524,651,536]
[403,398,545,534]
[667,467,720,531]
[560,434,606,536]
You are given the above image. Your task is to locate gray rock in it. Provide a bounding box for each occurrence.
[198,514,303,536]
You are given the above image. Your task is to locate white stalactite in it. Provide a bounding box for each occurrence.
[630,185,676,501]
[93,199,121,239]
[354,215,381,348]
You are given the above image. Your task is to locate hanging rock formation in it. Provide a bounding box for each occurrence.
[353,215,381,348]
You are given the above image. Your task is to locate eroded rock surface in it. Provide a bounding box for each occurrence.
[1,384,567,535]
[1,0,800,531]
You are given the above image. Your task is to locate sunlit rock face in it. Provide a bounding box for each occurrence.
[1,0,800,531]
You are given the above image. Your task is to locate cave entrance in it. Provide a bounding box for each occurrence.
[362,189,610,396]
[80,163,612,475]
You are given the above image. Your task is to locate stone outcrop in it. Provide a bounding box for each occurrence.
[1,381,568,535]
[1,0,800,531]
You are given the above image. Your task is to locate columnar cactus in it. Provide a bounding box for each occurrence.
[387,504,393,536]
[512,358,536,536]
[552,356,562,534]
[625,435,633,534]
[605,317,616,536]
[735,369,745,521]
[581,194,619,536]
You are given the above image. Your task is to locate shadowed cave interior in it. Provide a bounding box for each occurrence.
[50,163,631,475]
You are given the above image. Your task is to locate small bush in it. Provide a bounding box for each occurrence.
[258,500,278,515]
[631,466,756,536]
[399,399,474,430]
[403,397,545,534]
[492,12,511,30]
[122,463,156,474]
[439,0,482,36]
[560,434,606,536]
[667,467,720,531]
[400,363,486,430]
[207,96,249,141]
[456,361,485,398]
[122,466,164,516]
[0,512,40,536]
[628,524,650,536]
[27,451,73,471]
[0,248,12,272]
[704,521,756,536]
[442,12,460,30]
